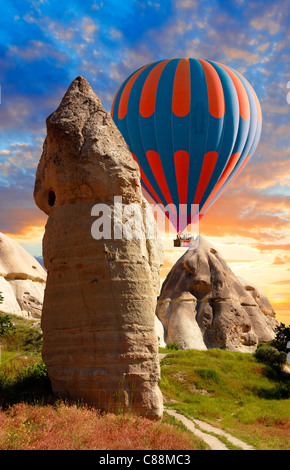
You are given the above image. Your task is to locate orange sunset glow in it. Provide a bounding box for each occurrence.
[0,0,289,328]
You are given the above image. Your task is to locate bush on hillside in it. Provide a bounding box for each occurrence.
[166,343,180,351]
[0,361,52,407]
[254,344,286,367]
[0,314,15,336]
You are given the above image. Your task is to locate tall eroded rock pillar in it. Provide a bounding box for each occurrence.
[34,76,163,419]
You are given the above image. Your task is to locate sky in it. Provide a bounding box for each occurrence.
[0,0,289,325]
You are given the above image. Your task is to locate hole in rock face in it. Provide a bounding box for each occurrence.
[48,190,56,207]
[210,248,217,255]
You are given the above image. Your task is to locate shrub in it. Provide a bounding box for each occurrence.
[196,368,221,383]
[166,343,180,351]
[0,291,3,304]
[2,316,42,354]
[0,361,52,407]
[0,314,15,336]
[254,345,286,366]
[257,380,290,400]
[0,402,203,450]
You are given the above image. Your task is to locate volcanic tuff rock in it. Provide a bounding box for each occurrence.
[0,232,46,319]
[34,76,164,419]
[156,235,277,352]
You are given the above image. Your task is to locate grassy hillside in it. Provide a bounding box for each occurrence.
[0,313,206,450]
[160,348,290,450]
[0,312,289,450]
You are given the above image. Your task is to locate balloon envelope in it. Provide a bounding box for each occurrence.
[111,58,262,233]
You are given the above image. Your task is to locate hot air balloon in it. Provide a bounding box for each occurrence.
[111,58,262,246]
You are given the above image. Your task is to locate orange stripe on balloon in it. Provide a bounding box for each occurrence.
[202,154,252,215]
[227,154,252,185]
[193,151,219,204]
[217,62,250,121]
[139,60,170,117]
[146,150,174,206]
[174,150,189,205]
[200,152,240,212]
[198,59,225,119]
[118,64,151,120]
[172,59,191,117]
[131,153,163,206]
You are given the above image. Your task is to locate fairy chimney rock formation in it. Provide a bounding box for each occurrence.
[34,76,163,419]
[156,235,277,352]
[0,232,46,319]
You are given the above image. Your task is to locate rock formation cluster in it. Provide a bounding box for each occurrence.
[0,232,46,319]
[156,235,277,352]
[34,76,163,419]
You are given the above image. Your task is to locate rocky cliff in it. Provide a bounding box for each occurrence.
[156,235,277,352]
[34,76,163,419]
[0,232,46,319]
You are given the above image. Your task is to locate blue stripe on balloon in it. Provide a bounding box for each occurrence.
[112,59,262,225]
[154,58,180,209]
[201,69,262,214]
[112,62,154,148]
[186,58,209,209]
[224,71,250,159]
[230,68,258,163]
[112,74,134,149]
[197,60,240,211]
[125,62,169,208]
[138,60,164,155]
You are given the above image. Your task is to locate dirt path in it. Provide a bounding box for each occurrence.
[159,353,255,450]
[166,409,255,451]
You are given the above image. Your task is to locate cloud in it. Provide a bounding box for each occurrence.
[262,102,289,115]
[0,187,46,235]
[109,27,123,40]
[250,5,283,35]
[0,138,44,174]
[82,16,98,42]
[0,95,36,130]
[175,0,197,8]
[223,46,260,64]
[0,0,289,325]
[258,42,271,52]
[0,162,14,178]
[253,243,290,252]
[272,255,290,265]
[271,280,290,285]
[235,157,290,191]
[199,187,290,263]
[8,40,67,63]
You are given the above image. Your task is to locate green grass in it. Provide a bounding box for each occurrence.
[159,348,290,450]
[1,313,290,449]
[0,312,49,407]
[0,312,42,368]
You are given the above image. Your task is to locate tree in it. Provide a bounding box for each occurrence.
[271,323,290,353]
[0,315,15,335]
[0,292,15,335]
